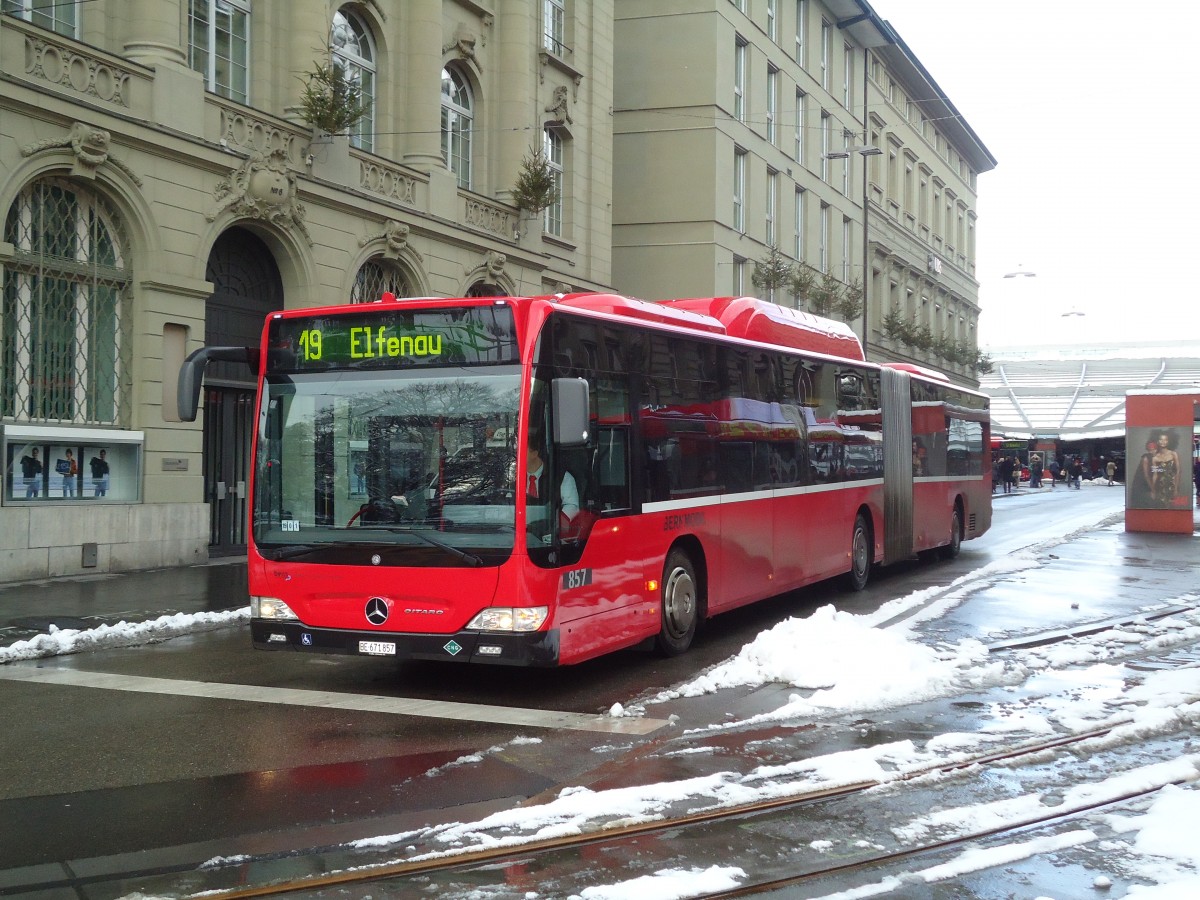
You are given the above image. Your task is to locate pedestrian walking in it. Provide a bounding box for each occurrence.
[1105,459,1116,486]
[1069,456,1083,490]
[999,456,1014,494]
[1048,457,1060,489]
[1030,454,1043,488]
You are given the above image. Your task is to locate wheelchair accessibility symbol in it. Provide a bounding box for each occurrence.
[301,633,313,646]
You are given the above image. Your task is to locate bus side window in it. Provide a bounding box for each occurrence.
[595,427,630,511]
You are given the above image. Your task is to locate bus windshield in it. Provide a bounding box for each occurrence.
[254,366,522,565]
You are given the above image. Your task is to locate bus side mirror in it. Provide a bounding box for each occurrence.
[177,346,260,422]
[552,377,589,446]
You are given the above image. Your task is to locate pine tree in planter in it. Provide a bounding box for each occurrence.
[298,62,371,138]
[510,147,559,216]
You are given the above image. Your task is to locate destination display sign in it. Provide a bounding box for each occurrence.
[267,305,519,372]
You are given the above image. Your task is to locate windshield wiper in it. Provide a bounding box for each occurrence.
[355,526,484,567]
[262,541,361,560]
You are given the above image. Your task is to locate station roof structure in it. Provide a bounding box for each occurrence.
[978,342,1200,441]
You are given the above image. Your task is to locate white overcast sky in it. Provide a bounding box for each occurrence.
[874,1,1200,349]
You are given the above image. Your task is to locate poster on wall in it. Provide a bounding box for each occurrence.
[1126,426,1193,510]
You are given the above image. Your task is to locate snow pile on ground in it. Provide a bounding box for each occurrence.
[0,608,249,664]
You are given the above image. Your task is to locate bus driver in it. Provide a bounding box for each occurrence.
[526,437,579,541]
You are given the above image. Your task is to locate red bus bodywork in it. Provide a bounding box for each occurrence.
[186,293,991,666]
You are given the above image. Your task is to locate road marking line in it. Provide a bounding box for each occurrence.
[0,666,667,735]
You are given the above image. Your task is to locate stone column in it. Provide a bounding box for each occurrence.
[402,0,446,172]
[495,0,537,206]
[122,0,187,66]
[284,3,335,124]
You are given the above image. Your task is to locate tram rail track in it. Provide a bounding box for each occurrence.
[155,715,1189,899]
[10,603,1199,899]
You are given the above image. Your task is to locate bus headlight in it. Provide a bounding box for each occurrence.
[467,606,549,632]
[252,596,299,620]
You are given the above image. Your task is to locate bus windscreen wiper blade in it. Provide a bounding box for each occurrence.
[356,526,484,567]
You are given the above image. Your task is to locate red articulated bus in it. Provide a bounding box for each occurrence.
[178,292,991,666]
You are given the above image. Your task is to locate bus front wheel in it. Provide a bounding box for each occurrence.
[845,514,872,592]
[656,549,698,656]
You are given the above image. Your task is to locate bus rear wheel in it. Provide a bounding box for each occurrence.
[845,513,872,592]
[656,549,698,656]
[940,506,963,560]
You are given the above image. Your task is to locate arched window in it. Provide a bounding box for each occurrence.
[331,8,376,152]
[441,67,473,189]
[2,178,130,424]
[351,258,410,304]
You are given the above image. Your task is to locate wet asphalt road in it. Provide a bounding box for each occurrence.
[2,485,1190,896]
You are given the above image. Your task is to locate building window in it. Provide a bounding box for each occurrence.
[188,0,250,103]
[544,128,565,237]
[843,43,853,109]
[820,19,830,90]
[766,0,777,42]
[441,66,473,189]
[794,90,805,165]
[544,0,566,55]
[794,187,805,262]
[820,110,830,181]
[819,202,829,273]
[766,170,778,247]
[795,0,805,65]
[766,66,778,145]
[331,8,376,152]
[733,255,747,295]
[842,129,851,196]
[2,178,130,424]
[351,258,409,304]
[733,37,747,123]
[3,0,77,36]
[842,216,851,281]
[733,148,747,234]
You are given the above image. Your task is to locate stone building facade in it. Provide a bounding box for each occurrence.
[1,0,991,584]
[611,0,995,384]
[0,1,612,582]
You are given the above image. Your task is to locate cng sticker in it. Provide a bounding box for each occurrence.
[443,640,463,656]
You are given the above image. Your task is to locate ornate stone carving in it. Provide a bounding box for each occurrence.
[545,85,572,125]
[484,250,506,280]
[21,122,143,185]
[463,197,515,238]
[24,35,131,106]
[359,160,418,205]
[444,25,477,60]
[207,148,312,245]
[359,220,421,262]
[218,107,302,161]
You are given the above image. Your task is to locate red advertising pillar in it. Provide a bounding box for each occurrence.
[1124,392,1197,534]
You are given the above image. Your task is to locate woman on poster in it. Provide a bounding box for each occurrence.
[1147,431,1182,507]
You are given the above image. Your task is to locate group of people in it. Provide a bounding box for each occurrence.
[995,453,1091,492]
[993,455,1023,493]
[17,448,109,499]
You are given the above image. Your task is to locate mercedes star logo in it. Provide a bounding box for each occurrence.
[365,597,389,626]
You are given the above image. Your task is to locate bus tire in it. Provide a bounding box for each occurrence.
[656,549,698,656]
[845,513,872,592]
[940,506,963,560]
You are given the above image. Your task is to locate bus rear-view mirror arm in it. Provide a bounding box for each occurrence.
[552,377,589,446]
[177,346,261,422]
